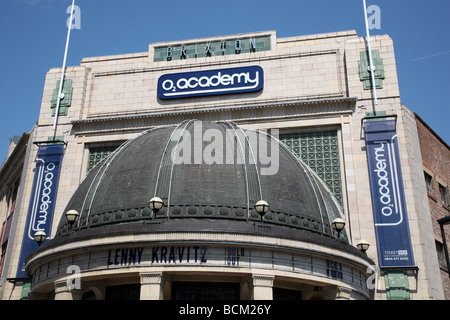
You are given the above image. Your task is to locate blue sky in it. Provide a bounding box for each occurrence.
[0,0,449,163]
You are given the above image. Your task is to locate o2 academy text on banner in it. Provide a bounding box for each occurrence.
[16,144,64,278]
[364,119,415,268]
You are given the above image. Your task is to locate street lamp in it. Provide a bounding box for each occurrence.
[357,240,370,253]
[332,218,346,238]
[255,200,270,222]
[34,231,47,247]
[148,197,164,213]
[65,209,80,225]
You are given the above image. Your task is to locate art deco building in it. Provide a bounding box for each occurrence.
[0,30,446,300]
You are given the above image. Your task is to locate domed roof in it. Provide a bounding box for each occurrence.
[56,120,347,242]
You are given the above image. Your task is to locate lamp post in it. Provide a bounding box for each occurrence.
[34,231,47,247]
[332,218,346,239]
[357,240,370,253]
[255,200,270,222]
[65,209,80,225]
[149,197,164,214]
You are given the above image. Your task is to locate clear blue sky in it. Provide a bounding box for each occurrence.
[0,0,449,163]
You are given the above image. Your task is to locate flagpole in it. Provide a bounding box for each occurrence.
[363,0,378,114]
[53,0,75,134]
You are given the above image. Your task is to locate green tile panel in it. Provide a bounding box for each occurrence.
[154,36,271,62]
[280,131,343,206]
[384,271,411,300]
[51,79,72,116]
[359,50,385,90]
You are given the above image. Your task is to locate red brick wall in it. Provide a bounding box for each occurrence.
[415,113,450,299]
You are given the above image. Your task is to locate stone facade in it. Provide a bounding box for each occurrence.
[0,30,446,300]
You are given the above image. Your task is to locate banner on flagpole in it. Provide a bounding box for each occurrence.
[16,144,64,278]
[364,119,415,268]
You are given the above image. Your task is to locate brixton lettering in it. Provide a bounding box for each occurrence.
[166,39,254,59]
[157,66,263,100]
[154,35,268,62]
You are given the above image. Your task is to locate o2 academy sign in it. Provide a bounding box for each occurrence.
[157,66,264,100]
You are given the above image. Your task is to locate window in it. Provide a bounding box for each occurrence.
[0,241,6,278]
[0,182,19,278]
[436,240,447,270]
[424,172,433,195]
[280,131,343,206]
[327,260,343,279]
[87,146,119,173]
[439,184,448,206]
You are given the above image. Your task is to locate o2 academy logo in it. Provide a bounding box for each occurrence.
[157,66,263,99]
[372,137,404,227]
[27,158,57,240]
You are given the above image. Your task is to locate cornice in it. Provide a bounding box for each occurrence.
[72,96,357,128]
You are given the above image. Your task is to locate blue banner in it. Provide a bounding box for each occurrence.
[364,119,415,268]
[16,144,64,278]
[157,65,264,99]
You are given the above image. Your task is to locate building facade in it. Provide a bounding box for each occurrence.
[0,30,446,300]
[415,113,450,299]
[0,133,30,296]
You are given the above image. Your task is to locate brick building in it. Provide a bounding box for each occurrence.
[415,113,450,299]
